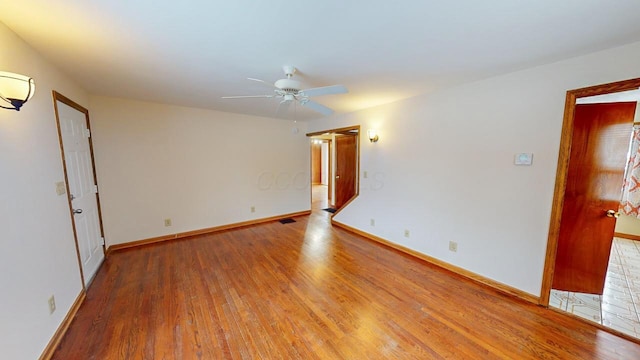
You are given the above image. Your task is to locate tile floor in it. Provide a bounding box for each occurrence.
[550,237,640,338]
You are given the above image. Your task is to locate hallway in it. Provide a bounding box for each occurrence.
[311,184,329,211]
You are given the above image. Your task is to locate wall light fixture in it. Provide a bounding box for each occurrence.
[0,71,35,111]
[367,129,379,143]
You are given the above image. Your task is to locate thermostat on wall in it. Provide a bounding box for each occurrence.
[514,153,533,166]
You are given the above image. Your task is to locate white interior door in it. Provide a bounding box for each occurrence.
[57,100,104,286]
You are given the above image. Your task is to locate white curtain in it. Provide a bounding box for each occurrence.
[620,125,640,217]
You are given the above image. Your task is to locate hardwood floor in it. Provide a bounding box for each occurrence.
[312,184,330,210]
[53,201,640,359]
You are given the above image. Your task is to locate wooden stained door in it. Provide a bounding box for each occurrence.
[552,102,637,294]
[334,134,357,209]
[311,142,322,184]
[55,94,105,286]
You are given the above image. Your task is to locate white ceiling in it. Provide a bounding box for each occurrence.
[3,1,640,120]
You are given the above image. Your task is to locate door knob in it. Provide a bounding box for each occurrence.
[73,209,83,215]
[605,209,620,218]
[336,175,340,179]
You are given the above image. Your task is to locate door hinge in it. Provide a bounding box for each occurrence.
[85,129,91,138]
[93,185,98,193]
[100,237,105,246]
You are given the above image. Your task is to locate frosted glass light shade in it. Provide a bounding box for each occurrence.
[367,129,379,142]
[0,71,35,111]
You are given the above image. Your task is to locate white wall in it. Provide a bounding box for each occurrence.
[89,96,310,246]
[615,214,640,236]
[308,41,640,296]
[0,22,88,360]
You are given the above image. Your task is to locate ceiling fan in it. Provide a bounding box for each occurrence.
[222,65,348,116]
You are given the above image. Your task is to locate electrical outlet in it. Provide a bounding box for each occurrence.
[404,229,410,238]
[370,218,375,226]
[48,295,56,314]
[449,241,458,252]
[251,206,256,213]
[164,218,172,227]
[363,171,368,179]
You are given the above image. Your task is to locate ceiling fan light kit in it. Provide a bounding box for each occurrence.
[222,65,348,116]
[274,78,302,92]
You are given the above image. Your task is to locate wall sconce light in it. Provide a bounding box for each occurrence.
[367,129,379,143]
[0,71,36,111]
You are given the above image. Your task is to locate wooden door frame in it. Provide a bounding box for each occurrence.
[52,90,106,288]
[540,78,640,306]
[307,126,360,213]
[328,139,332,203]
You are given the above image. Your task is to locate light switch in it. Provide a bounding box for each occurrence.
[55,182,66,196]
[514,153,533,166]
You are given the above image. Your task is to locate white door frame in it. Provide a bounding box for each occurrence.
[53,91,105,287]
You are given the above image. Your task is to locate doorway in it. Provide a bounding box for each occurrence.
[541,78,640,339]
[53,91,105,287]
[308,126,360,214]
[311,137,331,211]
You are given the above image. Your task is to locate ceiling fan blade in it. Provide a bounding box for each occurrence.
[302,100,334,116]
[221,95,274,99]
[299,85,348,97]
[276,99,291,116]
[247,78,278,89]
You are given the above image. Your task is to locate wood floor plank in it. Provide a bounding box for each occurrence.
[51,209,640,359]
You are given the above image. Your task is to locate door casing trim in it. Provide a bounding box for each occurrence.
[540,78,640,306]
[307,126,360,215]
